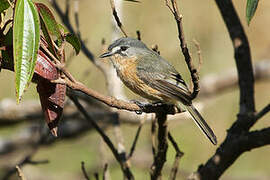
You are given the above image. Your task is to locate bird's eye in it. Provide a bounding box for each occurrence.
[120,46,128,51]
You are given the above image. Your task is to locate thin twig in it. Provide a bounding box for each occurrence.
[69,95,134,180]
[168,132,184,180]
[136,30,141,40]
[103,163,109,180]
[113,118,131,172]
[94,173,99,180]
[81,161,90,180]
[254,104,270,122]
[16,166,26,180]
[40,40,77,83]
[110,0,128,37]
[128,120,145,159]
[7,0,14,9]
[0,18,13,33]
[165,0,200,100]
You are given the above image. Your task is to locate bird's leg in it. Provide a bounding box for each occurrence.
[130,99,149,107]
[130,100,184,115]
[131,100,165,109]
[152,101,165,107]
[130,100,150,114]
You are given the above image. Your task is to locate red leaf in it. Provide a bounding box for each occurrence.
[35,50,58,80]
[37,77,66,136]
[35,37,66,136]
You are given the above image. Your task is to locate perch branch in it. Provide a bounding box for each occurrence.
[165,0,200,100]
[1,59,269,126]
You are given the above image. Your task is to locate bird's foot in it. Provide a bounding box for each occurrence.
[130,100,149,114]
[152,101,164,107]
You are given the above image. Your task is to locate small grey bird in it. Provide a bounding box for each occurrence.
[100,37,217,145]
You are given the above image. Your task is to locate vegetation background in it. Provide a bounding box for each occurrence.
[0,0,270,179]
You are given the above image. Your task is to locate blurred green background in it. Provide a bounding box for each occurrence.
[0,0,270,179]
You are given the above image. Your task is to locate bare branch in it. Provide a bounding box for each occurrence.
[254,104,270,123]
[81,161,90,180]
[165,0,200,100]
[215,0,255,114]
[128,121,144,159]
[192,0,263,179]
[168,132,184,180]
[110,0,128,37]
[191,127,270,180]
[103,163,109,180]
[94,173,99,180]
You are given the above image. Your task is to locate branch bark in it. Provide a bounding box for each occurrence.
[190,1,270,180]
[150,112,168,180]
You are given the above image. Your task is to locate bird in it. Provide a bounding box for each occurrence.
[100,37,217,145]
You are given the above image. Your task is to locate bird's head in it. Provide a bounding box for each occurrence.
[99,37,149,60]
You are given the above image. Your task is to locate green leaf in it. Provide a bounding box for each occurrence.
[0,0,10,13]
[246,0,259,26]
[65,33,81,55]
[58,24,81,55]
[58,23,69,34]
[40,15,58,57]
[13,0,40,103]
[35,3,62,44]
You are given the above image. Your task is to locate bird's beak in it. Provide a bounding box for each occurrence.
[99,51,114,58]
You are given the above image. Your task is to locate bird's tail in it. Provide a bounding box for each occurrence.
[186,105,217,145]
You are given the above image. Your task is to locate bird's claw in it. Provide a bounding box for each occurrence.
[130,100,147,107]
[130,100,149,114]
[152,101,164,107]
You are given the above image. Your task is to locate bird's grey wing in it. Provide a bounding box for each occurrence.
[136,56,192,105]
